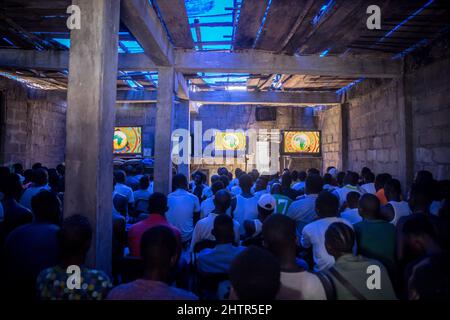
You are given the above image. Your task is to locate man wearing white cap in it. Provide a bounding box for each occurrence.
[242,194,276,247]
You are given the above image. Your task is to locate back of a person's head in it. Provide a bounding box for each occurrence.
[270,183,282,195]
[59,214,92,258]
[346,191,361,209]
[298,171,307,182]
[235,168,243,178]
[238,173,253,191]
[213,189,231,212]
[344,171,359,186]
[31,190,61,224]
[229,246,280,300]
[305,173,323,194]
[227,172,233,181]
[217,167,228,176]
[375,173,392,190]
[323,173,333,185]
[316,191,339,218]
[34,168,48,186]
[281,171,292,187]
[139,175,150,190]
[219,174,230,188]
[384,178,402,198]
[140,226,177,270]
[262,214,296,255]
[408,253,450,300]
[23,169,34,183]
[409,183,433,211]
[32,162,42,170]
[210,174,220,185]
[48,169,60,189]
[358,193,380,219]
[211,181,225,195]
[172,173,188,190]
[402,214,437,240]
[114,170,126,184]
[113,193,128,216]
[3,173,23,199]
[336,171,346,186]
[414,170,434,186]
[56,164,65,176]
[291,170,298,181]
[364,171,375,183]
[325,222,355,256]
[307,168,320,176]
[12,163,23,174]
[212,214,234,243]
[148,192,168,214]
[361,167,371,179]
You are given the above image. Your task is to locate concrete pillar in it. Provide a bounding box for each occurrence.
[64,0,120,273]
[340,103,350,171]
[397,71,414,191]
[154,67,175,194]
[175,99,190,178]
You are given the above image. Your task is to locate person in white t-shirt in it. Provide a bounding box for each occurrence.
[200,181,229,219]
[301,191,354,271]
[114,170,135,212]
[332,171,363,207]
[166,174,200,244]
[253,177,268,199]
[19,168,49,210]
[263,214,327,300]
[287,174,323,239]
[232,174,258,235]
[133,176,152,213]
[380,178,411,226]
[340,191,363,224]
[190,190,239,252]
[361,171,376,194]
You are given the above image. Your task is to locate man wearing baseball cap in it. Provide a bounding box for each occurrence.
[242,194,276,247]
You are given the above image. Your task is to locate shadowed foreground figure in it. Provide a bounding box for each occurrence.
[107,226,197,300]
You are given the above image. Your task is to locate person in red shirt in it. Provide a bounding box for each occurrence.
[128,192,181,257]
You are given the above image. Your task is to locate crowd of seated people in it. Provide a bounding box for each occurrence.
[1,161,450,301]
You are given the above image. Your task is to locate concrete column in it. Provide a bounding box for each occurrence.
[397,71,414,190]
[175,99,190,178]
[339,103,350,171]
[154,67,175,194]
[64,0,120,273]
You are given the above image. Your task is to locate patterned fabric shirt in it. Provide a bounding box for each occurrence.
[36,265,112,300]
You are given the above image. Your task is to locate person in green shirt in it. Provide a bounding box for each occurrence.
[270,183,292,215]
[354,194,397,284]
[324,222,397,300]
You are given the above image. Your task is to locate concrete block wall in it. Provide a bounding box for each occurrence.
[0,78,66,168]
[317,105,341,172]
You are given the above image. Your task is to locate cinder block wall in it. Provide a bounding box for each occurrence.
[0,78,66,168]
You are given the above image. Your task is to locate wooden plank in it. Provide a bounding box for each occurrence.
[255,0,305,51]
[174,50,402,78]
[155,0,194,49]
[234,0,269,49]
[120,0,174,65]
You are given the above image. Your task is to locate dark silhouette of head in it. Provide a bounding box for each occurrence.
[217,167,229,176]
[172,173,188,191]
[56,164,65,176]
[211,181,225,195]
[298,171,307,182]
[358,193,380,220]
[32,162,42,170]
[375,173,392,191]
[31,190,61,225]
[384,178,402,201]
[346,191,361,209]
[323,173,333,185]
[210,174,220,185]
[343,171,359,186]
[307,168,320,176]
[219,174,230,188]
[212,214,234,244]
[402,215,439,259]
[255,177,268,192]
[239,174,253,193]
[213,190,231,213]
[414,170,434,186]
[59,214,92,263]
[12,163,23,175]
[148,192,169,215]
[408,183,433,213]
[139,175,150,190]
[270,183,282,195]
[363,171,375,184]
[34,168,48,186]
[305,174,323,194]
[229,246,280,300]
[114,170,126,184]
[3,173,23,200]
[263,214,297,266]
[140,226,178,282]
[325,222,355,259]
[281,171,292,188]
[336,171,346,187]
[291,170,298,182]
[316,191,339,218]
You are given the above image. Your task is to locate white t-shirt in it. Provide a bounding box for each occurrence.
[230,186,242,196]
[301,217,354,271]
[166,188,200,242]
[340,208,363,224]
[388,200,411,226]
[277,271,327,300]
[292,181,305,192]
[361,182,376,194]
[190,212,240,252]
[286,194,319,238]
[114,183,135,204]
[253,189,268,199]
[233,194,258,235]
